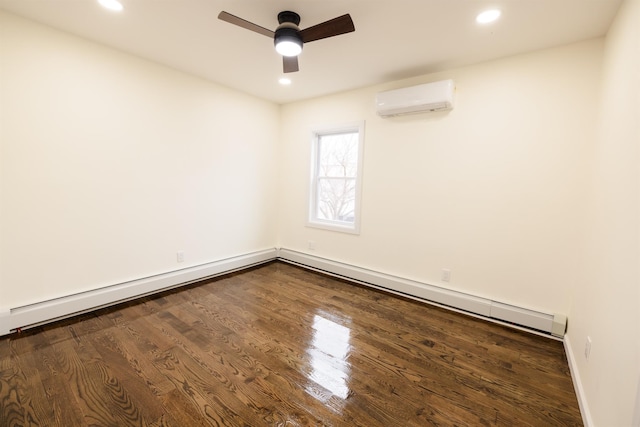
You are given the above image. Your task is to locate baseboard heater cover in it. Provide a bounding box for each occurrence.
[277,249,567,337]
[0,248,278,336]
[1,248,567,338]
[0,309,10,337]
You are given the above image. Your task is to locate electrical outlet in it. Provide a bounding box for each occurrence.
[441,269,451,282]
[177,251,185,263]
[584,336,592,361]
[308,240,316,250]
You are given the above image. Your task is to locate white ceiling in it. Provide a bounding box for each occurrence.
[0,0,622,104]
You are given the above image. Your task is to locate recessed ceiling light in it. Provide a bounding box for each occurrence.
[98,0,123,12]
[476,9,501,24]
[279,77,292,86]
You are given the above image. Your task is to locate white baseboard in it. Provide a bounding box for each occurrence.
[277,248,565,337]
[1,248,277,336]
[564,335,593,427]
[1,247,567,340]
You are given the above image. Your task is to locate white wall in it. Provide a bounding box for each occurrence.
[0,11,279,308]
[567,0,640,425]
[278,40,602,317]
[2,5,638,425]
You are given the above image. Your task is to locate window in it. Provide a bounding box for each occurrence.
[308,122,364,234]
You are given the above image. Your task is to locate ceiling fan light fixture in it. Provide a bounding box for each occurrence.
[276,40,302,57]
[218,10,355,73]
[274,28,303,57]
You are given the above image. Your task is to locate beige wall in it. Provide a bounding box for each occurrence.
[278,40,602,316]
[2,3,639,424]
[0,11,280,307]
[568,0,640,425]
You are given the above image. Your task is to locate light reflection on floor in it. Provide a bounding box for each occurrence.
[306,312,352,402]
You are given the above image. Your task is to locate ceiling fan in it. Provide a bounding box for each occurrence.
[218,10,355,73]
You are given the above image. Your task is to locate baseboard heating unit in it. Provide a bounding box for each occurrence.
[0,247,567,339]
[276,249,567,338]
[0,249,277,336]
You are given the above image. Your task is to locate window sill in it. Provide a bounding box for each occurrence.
[306,220,360,235]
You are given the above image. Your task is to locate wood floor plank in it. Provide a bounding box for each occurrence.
[149,302,344,425]
[104,322,176,396]
[89,329,168,422]
[0,261,582,426]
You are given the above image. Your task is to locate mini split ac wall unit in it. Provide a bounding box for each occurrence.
[376,79,455,117]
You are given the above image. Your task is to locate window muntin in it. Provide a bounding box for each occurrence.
[309,123,364,233]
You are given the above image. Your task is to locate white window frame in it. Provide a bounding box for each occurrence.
[307,121,365,234]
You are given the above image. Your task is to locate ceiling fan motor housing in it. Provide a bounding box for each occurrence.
[277,11,300,25]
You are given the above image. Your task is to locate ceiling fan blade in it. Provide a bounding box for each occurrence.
[283,56,299,73]
[218,11,274,38]
[299,14,355,43]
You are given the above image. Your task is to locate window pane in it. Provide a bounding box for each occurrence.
[316,177,356,223]
[318,132,358,178]
[308,122,364,234]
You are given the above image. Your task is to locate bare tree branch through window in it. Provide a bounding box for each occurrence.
[316,132,358,222]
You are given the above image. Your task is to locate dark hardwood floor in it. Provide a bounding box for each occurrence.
[0,261,582,426]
